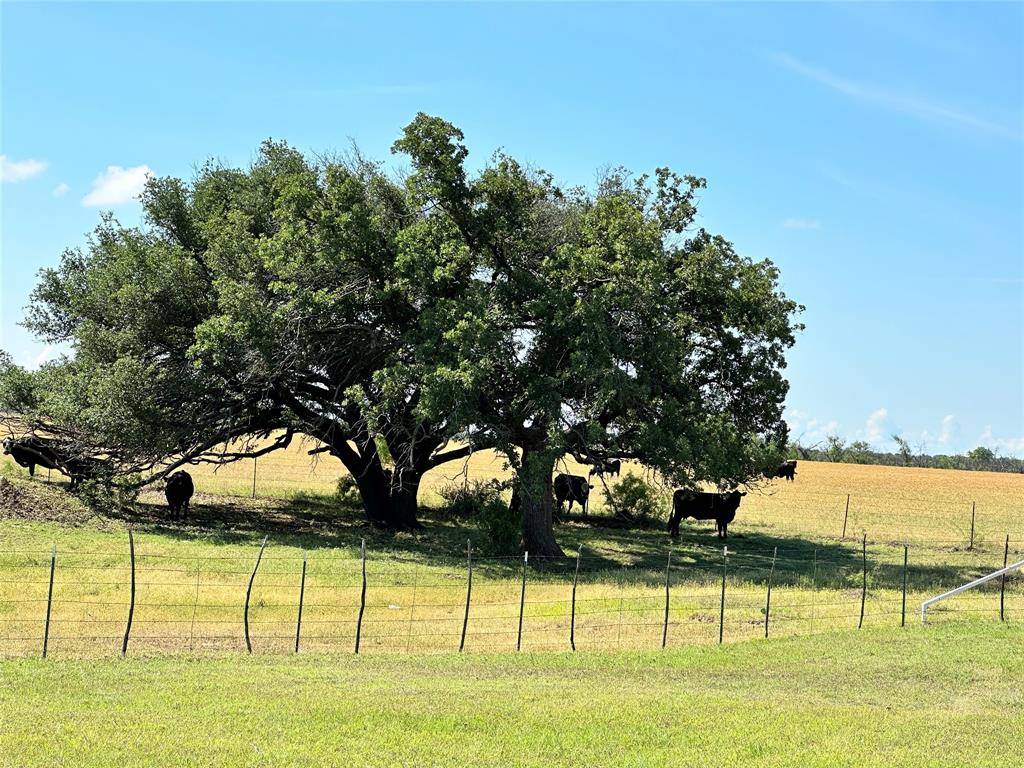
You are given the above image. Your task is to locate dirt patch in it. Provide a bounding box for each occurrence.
[0,475,100,526]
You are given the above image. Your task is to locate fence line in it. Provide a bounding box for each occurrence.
[1,532,1020,659]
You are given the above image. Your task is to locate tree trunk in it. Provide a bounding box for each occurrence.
[348,461,393,527]
[516,444,565,560]
[390,470,423,530]
[333,441,427,530]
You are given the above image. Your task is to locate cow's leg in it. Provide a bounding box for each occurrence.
[28,464,35,478]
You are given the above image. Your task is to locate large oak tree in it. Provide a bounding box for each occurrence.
[3,115,801,553]
[396,115,802,557]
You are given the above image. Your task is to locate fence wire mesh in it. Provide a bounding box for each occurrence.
[1,536,1020,658]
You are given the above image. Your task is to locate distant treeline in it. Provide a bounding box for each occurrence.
[789,437,1024,474]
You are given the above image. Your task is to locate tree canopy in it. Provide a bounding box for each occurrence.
[2,114,802,555]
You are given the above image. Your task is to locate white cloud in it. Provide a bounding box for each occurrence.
[785,407,841,447]
[81,164,152,207]
[30,346,56,370]
[1,155,48,182]
[52,182,71,198]
[937,414,955,446]
[772,52,1020,140]
[864,407,888,444]
[782,218,821,230]
[977,426,1024,458]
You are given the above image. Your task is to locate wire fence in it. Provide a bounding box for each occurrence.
[2,534,1020,659]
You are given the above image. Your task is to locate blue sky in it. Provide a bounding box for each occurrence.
[1,2,1022,456]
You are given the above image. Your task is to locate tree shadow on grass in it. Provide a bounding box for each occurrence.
[99,488,993,592]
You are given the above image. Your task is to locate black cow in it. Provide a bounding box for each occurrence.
[775,460,797,482]
[2,436,60,477]
[61,454,112,490]
[165,471,195,519]
[589,459,621,479]
[554,473,593,517]
[667,490,746,539]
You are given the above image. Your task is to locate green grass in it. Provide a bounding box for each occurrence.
[1,470,1020,657]
[1,623,1020,767]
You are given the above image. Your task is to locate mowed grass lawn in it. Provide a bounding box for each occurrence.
[1,623,1021,767]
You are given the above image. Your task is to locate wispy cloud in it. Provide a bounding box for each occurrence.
[782,218,821,230]
[82,164,152,207]
[920,414,958,452]
[1,155,48,182]
[784,407,840,447]
[30,346,56,370]
[864,407,889,444]
[772,52,1020,140]
[937,414,956,446]
[978,426,1024,458]
[52,182,71,198]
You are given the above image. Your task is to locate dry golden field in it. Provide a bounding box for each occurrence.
[178,436,1024,547]
[1,443,1021,659]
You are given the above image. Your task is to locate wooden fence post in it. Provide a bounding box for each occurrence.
[121,528,136,656]
[570,547,581,651]
[354,539,367,654]
[718,546,728,645]
[969,502,976,550]
[42,544,55,658]
[810,546,818,633]
[661,547,672,649]
[1000,535,1009,622]
[516,551,528,652]
[841,494,850,539]
[251,457,258,499]
[858,533,867,629]
[244,536,268,654]
[901,542,908,628]
[294,551,307,653]
[764,546,777,639]
[459,540,472,652]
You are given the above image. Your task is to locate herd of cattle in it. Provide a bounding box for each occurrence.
[553,458,797,538]
[1,436,195,515]
[3,435,798,540]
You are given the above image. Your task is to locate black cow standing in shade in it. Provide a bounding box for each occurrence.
[3,435,112,490]
[2,437,61,477]
[61,454,111,490]
[667,489,746,539]
[589,459,621,479]
[165,471,195,519]
[554,473,593,517]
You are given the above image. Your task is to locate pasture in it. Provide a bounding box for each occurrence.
[153,437,1024,546]
[0,454,1021,658]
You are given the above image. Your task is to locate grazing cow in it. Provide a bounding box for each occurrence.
[667,490,746,539]
[589,459,622,479]
[775,460,797,482]
[554,473,593,517]
[165,471,195,519]
[2,436,60,477]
